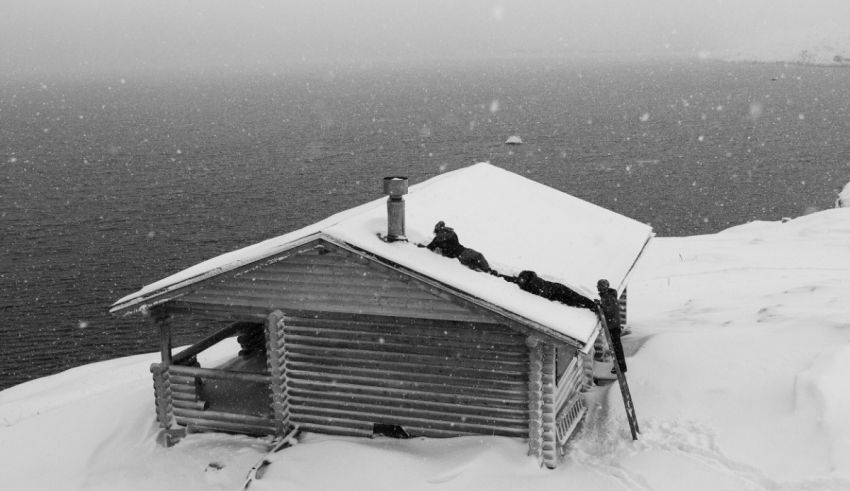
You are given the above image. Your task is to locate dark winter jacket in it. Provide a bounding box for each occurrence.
[426,226,465,258]
[598,287,622,331]
[516,271,596,310]
[425,224,491,272]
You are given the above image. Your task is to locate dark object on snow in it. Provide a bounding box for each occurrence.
[372,423,411,439]
[597,279,626,373]
[515,271,596,310]
[423,221,491,272]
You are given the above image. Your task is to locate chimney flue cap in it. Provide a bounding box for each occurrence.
[383,176,408,197]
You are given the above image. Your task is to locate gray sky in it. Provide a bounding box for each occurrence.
[1,0,846,80]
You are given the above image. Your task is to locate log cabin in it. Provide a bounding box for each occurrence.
[109,162,653,468]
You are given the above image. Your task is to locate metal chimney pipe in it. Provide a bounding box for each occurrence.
[382,176,408,242]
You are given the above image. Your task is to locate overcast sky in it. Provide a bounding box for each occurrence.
[1,0,846,80]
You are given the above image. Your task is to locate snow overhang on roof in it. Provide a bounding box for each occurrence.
[110,162,653,347]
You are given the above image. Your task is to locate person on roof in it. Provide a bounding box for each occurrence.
[421,221,492,273]
[515,270,596,310]
[597,279,627,374]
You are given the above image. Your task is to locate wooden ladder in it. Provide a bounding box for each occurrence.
[596,305,640,440]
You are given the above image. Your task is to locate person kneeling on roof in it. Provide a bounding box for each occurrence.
[515,270,597,310]
[419,221,492,273]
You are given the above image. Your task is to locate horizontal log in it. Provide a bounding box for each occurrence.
[288,390,528,419]
[286,368,528,400]
[173,399,209,411]
[171,390,199,401]
[284,355,527,380]
[287,383,527,410]
[285,360,528,388]
[288,397,528,427]
[169,374,200,385]
[164,301,269,320]
[284,331,526,359]
[222,275,425,295]
[283,334,527,362]
[185,286,469,314]
[229,265,420,284]
[284,345,528,371]
[292,406,527,438]
[174,407,275,427]
[180,295,486,323]
[168,298,486,324]
[284,318,520,344]
[170,383,201,396]
[176,418,277,436]
[296,421,373,438]
[283,327,524,355]
[170,366,271,384]
[284,312,505,330]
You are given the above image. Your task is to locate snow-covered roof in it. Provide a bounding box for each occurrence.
[110,162,653,346]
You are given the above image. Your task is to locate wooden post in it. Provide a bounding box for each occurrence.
[540,343,558,469]
[147,306,182,446]
[266,310,290,435]
[526,336,543,462]
[150,306,173,365]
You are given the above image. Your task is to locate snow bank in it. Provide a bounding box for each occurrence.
[2,209,850,490]
[837,182,850,208]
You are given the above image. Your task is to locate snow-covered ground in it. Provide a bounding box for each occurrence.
[2,208,849,491]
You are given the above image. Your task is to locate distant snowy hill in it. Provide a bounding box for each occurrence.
[718,22,850,66]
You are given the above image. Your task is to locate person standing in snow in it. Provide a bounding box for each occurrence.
[597,279,627,374]
[420,221,492,273]
[515,270,597,310]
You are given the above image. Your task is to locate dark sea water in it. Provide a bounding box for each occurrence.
[2,59,849,390]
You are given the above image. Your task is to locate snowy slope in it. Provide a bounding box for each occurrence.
[2,208,850,491]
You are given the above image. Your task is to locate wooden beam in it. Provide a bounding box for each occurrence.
[169,365,271,384]
[171,321,255,366]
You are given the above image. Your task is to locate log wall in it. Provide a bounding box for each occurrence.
[281,314,530,438]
